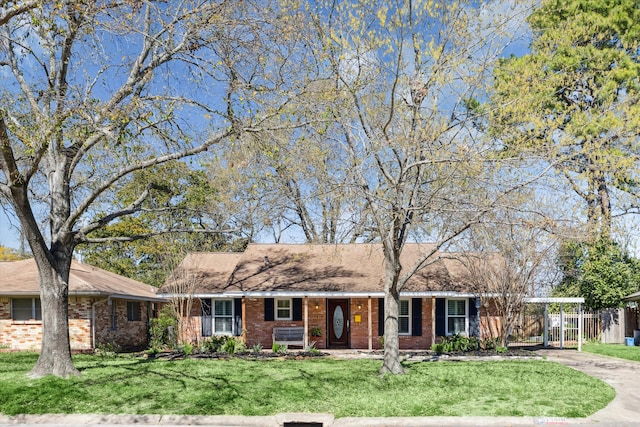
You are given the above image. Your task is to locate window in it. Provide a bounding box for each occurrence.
[275,299,291,320]
[11,298,41,321]
[446,299,468,335]
[127,301,141,321]
[111,301,117,330]
[214,300,233,334]
[201,299,234,335]
[399,300,410,335]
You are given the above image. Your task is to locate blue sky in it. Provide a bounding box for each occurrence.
[1,0,535,253]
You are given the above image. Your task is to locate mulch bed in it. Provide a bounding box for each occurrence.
[145,350,330,361]
[143,348,539,361]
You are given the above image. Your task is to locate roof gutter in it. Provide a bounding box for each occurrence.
[0,291,164,302]
[158,291,491,299]
[524,297,585,304]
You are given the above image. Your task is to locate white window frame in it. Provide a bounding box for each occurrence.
[275,298,292,320]
[446,298,468,336]
[213,299,234,335]
[11,297,41,321]
[399,299,411,335]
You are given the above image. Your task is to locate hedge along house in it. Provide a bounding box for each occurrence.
[159,243,500,350]
[0,258,164,352]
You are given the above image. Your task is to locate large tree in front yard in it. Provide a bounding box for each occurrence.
[490,0,640,240]
[0,0,297,377]
[301,0,539,374]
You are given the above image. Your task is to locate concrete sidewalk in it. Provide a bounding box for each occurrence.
[1,350,638,427]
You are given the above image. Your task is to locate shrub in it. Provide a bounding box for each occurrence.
[431,343,445,354]
[251,343,263,354]
[233,337,247,353]
[223,337,236,354]
[149,305,177,351]
[178,342,194,356]
[200,336,227,353]
[433,334,480,354]
[95,341,121,358]
[305,341,320,354]
[199,336,246,354]
[272,343,288,353]
[481,337,499,351]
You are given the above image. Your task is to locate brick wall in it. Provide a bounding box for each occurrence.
[68,297,93,350]
[0,296,152,352]
[94,298,152,351]
[245,297,435,350]
[175,296,500,351]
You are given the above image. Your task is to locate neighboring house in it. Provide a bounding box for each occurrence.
[0,258,163,352]
[624,290,640,303]
[158,243,498,350]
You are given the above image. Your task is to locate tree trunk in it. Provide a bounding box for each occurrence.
[380,287,405,375]
[379,247,405,375]
[29,255,79,378]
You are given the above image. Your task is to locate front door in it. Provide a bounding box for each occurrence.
[328,299,349,348]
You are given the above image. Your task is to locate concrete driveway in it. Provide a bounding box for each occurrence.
[537,348,640,424]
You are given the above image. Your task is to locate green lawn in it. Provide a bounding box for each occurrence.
[0,352,614,418]
[582,342,640,362]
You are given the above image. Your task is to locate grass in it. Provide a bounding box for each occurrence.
[582,342,640,362]
[0,352,614,418]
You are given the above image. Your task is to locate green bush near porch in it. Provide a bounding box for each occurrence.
[0,352,613,418]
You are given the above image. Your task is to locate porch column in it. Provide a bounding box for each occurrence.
[560,303,564,349]
[304,297,309,349]
[367,297,372,351]
[431,296,436,346]
[544,303,549,347]
[242,298,247,342]
[578,303,582,352]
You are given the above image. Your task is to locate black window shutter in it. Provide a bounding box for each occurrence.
[411,298,422,336]
[201,298,212,316]
[435,298,446,337]
[201,298,212,337]
[264,298,274,321]
[378,298,385,336]
[292,298,303,321]
[234,298,242,336]
[468,298,477,317]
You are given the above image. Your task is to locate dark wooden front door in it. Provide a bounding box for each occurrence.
[328,299,349,348]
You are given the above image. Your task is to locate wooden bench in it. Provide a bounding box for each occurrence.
[272,326,306,347]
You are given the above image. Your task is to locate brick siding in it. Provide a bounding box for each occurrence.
[0,296,153,352]
[186,296,438,351]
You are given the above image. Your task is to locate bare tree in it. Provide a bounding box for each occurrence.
[161,254,199,346]
[0,0,300,377]
[457,217,556,347]
[299,0,539,374]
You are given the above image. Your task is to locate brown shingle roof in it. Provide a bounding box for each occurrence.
[0,258,159,300]
[159,243,478,296]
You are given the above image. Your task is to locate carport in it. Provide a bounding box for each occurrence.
[522,297,585,351]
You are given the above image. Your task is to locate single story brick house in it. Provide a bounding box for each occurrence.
[158,243,499,350]
[0,258,163,352]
